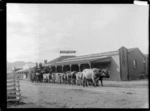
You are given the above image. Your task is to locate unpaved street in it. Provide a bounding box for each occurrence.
[8,79,149,108]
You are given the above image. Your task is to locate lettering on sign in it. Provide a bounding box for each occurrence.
[60,51,76,54]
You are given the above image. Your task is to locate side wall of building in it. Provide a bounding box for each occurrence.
[127,50,145,80]
[106,55,121,81]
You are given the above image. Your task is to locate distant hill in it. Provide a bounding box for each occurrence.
[7,61,35,71]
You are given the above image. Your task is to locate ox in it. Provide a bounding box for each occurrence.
[98,69,110,86]
[58,73,64,84]
[75,72,83,85]
[37,71,44,83]
[66,71,72,84]
[62,73,68,84]
[51,73,56,83]
[71,71,77,85]
[30,72,36,82]
[43,73,50,83]
[82,68,110,87]
[66,71,77,85]
[54,73,59,83]
[54,73,63,84]
[35,72,40,82]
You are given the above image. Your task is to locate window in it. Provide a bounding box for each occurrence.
[133,60,137,68]
[143,58,146,63]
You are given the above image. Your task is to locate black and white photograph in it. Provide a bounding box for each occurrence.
[7,2,149,108]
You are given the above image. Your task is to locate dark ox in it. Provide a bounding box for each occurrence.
[82,68,110,87]
[35,72,40,82]
[30,72,36,82]
[71,71,77,85]
[66,71,72,84]
[65,71,77,85]
[98,69,110,86]
[62,73,68,84]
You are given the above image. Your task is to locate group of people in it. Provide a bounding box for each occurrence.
[30,67,110,87]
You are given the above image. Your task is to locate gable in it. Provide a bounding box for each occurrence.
[128,48,145,59]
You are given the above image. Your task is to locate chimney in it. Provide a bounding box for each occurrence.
[44,60,47,64]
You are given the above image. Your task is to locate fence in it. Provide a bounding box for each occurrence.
[7,72,21,104]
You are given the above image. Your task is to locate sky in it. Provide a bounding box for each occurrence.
[7,4,149,63]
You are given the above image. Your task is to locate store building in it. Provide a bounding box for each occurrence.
[43,46,148,81]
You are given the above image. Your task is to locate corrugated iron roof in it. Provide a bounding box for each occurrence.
[43,47,139,67]
[61,50,118,62]
[55,56,111,66]
[128,48,138,52]
[56,56,108,63]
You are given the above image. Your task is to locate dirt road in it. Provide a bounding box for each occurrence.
[8,79,149,108]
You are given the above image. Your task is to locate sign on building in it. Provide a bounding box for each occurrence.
[60,50,76,56]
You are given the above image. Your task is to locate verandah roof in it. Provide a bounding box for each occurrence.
[16,68,31,72]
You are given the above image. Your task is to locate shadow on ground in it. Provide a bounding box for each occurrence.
[7,101,44,108]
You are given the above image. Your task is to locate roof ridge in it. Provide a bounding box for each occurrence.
[46,55,76,64]
[127,47,139,53]
[128,47,138,50]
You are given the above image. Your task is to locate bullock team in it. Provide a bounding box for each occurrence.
[30,66,110,87]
